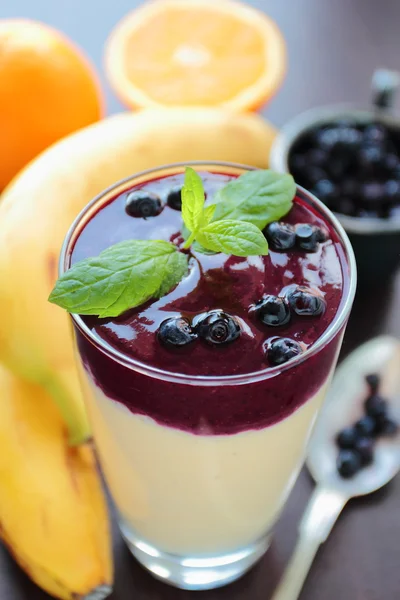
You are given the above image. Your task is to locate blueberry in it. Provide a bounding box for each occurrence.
[266,337,303,366]
[361,182,384,204]
[286,285,326,317]
[354,437,374,466]
[357,145,385,173]
[194,310,240,345]
[337,449,362,478]
[365,372,380,394]
[364,395,387,419]
[158,317,197,347]
[328,158,349,181]
[384,179,400,203]
[383,153,400,173]
[126,191,163,218]
[264,222,296,251]
[307,148,329,167]
[336,427,358,449]
[375,417,399,436]
[294,223,324,252]
[316,127,340,149]
[166,186,182,211]
[355,416,376,437]
[294,223,316,250]
[336,126,362,146]
[363,123,387,144]
[304,166,327,186]
[316,127,343,149]
[341,179,359,198]
[313,179,337,204]
[315,227,328,242]
[254,295,291,327]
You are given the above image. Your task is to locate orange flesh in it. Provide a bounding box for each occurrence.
[124,9,267,105]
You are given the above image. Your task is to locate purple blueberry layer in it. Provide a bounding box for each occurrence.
[76,324,343,434]
[70,170,348,433]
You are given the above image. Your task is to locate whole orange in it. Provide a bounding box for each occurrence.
[0,19,104,191]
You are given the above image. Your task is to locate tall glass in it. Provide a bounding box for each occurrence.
[60,163,356,591]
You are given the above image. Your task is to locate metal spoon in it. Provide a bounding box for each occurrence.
[271,336,400,600]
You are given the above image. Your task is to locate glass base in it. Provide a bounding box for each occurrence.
[119,518,270,590]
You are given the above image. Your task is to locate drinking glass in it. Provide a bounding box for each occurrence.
[59,162,356,590]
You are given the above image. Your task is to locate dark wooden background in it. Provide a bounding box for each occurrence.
[1,0,399,598]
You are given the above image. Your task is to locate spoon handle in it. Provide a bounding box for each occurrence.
[271,486,347,600]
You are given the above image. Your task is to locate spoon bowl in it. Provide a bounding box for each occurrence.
[307,335,400,497]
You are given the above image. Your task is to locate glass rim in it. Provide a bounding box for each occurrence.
[59,160,357,387]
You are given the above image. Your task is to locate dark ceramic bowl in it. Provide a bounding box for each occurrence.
[270,71,400,285]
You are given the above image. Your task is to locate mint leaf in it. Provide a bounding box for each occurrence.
[181,167,205,234]
[196,220,269,257]
[211,170,295,230]
[49,240,188,318]
[155,249,189,298]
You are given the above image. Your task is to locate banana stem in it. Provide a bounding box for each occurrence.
[43,376,91,446]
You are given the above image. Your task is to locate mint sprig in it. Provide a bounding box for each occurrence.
[49,168,295,317]
[49,240,188,317]
[181,167,270,256]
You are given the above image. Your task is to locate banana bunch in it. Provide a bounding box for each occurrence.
[0,107,275,597]
[0,364,112,599]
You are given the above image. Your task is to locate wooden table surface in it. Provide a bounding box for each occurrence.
[1,0,400,598]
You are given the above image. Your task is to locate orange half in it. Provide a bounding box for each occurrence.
[105,0,286,112]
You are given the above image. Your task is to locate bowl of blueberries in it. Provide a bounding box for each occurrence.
[270,69,400,283]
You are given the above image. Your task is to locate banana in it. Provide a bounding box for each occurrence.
[0,364,112,600]
[0,107,275,444]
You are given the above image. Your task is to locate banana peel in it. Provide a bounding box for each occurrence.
[0,107,276,444]
[0,364,113,599]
